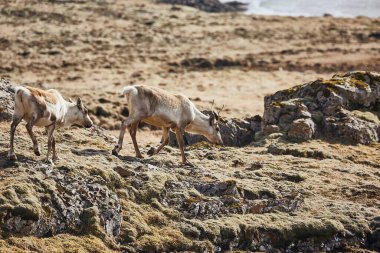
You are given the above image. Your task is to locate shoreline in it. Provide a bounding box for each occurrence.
[158,0,249,13]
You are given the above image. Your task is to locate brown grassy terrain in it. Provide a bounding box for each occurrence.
[0,0,380,252]
[0,119,379,252]
[1,0,379,127]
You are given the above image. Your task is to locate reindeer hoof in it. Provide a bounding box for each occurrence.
[136,154,143,159]
[45,159,54,166]
[52,156,60,162]
[34,149,41,156]
[8,153,17,161]
[147,147,155,156]
[112,149,119,156]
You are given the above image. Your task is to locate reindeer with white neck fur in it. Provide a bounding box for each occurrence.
[112,85,223,164]
[8,86,93,164]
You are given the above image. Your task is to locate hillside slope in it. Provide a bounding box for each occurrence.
[0,78,379,252]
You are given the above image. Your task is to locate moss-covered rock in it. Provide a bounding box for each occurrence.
[263,71,380,144]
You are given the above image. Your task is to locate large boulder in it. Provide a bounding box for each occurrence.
[262,71,380,144]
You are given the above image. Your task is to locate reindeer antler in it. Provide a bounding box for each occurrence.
[211,99,215,112]
[217,104,225,116]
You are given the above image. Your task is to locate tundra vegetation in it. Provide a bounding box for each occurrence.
[1,74,380,252]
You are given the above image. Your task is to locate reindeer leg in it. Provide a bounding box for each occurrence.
[26,115,40,156]
[148,127,169,156]
[129,122,143,158]
[175,127,188,164]
[112,117,141,156]
[52,136,59,161]
[8,116,22,161]
[45,124,55,165]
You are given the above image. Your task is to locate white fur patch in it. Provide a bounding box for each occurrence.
[122,86,138,103]
[122,86,138,96]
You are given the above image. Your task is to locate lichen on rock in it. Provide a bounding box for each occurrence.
[262,71,380,144]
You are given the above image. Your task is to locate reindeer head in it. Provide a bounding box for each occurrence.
[69,98,93,128]
[205,101,224,145]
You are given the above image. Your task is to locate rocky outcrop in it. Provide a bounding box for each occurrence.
[0,78,16,121]
[0,162,122,238]
[174,180,304,219]
[262,71,380,144]
[169,112,261,147]
[159,0,247,13]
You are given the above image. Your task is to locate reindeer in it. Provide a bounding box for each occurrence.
[8,86,93,164]
[112,85,223,164]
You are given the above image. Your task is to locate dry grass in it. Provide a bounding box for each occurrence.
[1,110,380,251]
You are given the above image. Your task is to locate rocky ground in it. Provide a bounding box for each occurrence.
[0,0,380,252]
[1,77,380,252]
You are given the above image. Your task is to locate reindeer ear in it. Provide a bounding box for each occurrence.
[77,97,83,109]
[69,98,73,103]
[213,111,219,121]
[209,114,215,126]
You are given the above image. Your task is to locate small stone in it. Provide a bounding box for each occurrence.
[287,118,315,141]
[297,104,312,118]
[114,166,136,177]
[247,162,263,171]
[263,125,280,135]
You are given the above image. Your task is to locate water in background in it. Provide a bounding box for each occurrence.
[221,0,380,18]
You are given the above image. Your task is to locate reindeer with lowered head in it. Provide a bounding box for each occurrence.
[8,86,93,164]
[112,85,223,164]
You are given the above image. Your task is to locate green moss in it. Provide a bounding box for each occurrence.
[1,189,19,204]
[322,75,369,91]
[87,167,123,190]
[284,84,304,94]
[287,218,345,240]
[271,101,282,107]
[79,207,105,238]
[224,179,237,186]
[311,111,324,123]
[220,224,239,239]
[349,71,367,82]
[135,228,192,252]
[350,77,369,90]
[322,79,345,88]
[11,204,39,221]
[332,72,345,78]
[326,87,336,93]
[0,183,42,221]
[179,223,201,239]
[13,185,30,195]
[224,202,244,209]
[189,141,214,150]
[351,110,380,124]
[132,172,170,204]
[185,196,203,205]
